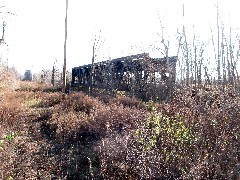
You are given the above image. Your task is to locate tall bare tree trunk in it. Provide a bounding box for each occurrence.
[182,4,190,87]
[89,45,95,95]
[217,2,221,84]
[51,66,55,87]
[62,0,68,93]
[194,46,197,89]
[0,21,5,45]
[198,47,204,86]
[228,23,236,87]
[221,27,226,91]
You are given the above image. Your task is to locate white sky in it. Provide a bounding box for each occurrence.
[1,0,240,75]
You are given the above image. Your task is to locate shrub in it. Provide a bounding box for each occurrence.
[98,90,240,179]
[60,92,102,114]
[38,92,62,107]
[109,96,146,109]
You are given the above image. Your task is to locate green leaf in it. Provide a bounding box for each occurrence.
[0,140,4,146]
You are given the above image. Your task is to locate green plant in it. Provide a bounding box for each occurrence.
[24,96,42,108]
[5,131,19,141]
[136,112,196,151]
[0,132,19,150]
[0,139,4,146]
[7,176,13,180]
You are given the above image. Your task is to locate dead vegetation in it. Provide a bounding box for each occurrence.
[0,79,240,179]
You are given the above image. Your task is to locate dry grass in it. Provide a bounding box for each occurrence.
[0,79,240,179]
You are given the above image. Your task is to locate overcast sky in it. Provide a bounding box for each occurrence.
[1,0,240,74]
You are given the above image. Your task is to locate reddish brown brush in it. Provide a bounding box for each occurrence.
[1,81,240,179]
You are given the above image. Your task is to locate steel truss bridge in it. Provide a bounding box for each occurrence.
[71,53,177,101]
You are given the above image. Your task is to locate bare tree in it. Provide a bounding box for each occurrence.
[0,5,5,44]
[0,4,16,46]
[182,4,190,87]
[228,20,233,85]
[89,29,105,94]
[216,2,221,84]
[0,21,5,45]
[152,9,170,59]
[51,60,57,86]
[62,0,68,93]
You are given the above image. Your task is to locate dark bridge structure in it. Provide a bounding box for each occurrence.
[71,53,177,101]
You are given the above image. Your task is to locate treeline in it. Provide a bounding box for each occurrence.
[0,62,21,91]
[175,3,239,92]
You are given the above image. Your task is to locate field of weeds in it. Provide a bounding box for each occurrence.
[0,82,240,179]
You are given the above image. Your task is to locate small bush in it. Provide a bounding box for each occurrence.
[109,96,146,109]
[38,92,62,107]
[60,92,102,114]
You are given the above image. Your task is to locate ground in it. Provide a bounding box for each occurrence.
[0,81,240,179]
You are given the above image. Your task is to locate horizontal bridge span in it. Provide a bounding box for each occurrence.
[71,53,177,101]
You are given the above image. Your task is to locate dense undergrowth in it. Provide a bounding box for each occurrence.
[0,82,240,179]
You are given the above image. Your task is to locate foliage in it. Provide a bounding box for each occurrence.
[0,65,20,92]
[99,87,240,179]
[0,81,240,179]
